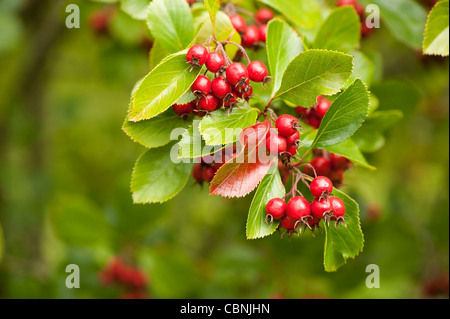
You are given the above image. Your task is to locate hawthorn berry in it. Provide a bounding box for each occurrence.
[286,196,311,220]
[310,156,332,177]
[316,98,332,118]
[279,215,297,232]
[247,61,269,83]
[286,144,298,157]
[173,102,194,117]
[259,24,268,43]
[211,76,232,99]
[186,45,209,66]
[266,134,287,155]
[330,153,351,170]
[310,176,333,198]
[226,62,249,86]
[337,0,365,16]
[361,22,373,37]
[311,197,332,219]
[202,166,216,183]
[193,163,204,183]
[286,131,300,146]
[191,75,212,96]
[330,197,345,218]
[329,169,344,188]
[307,115,322,129]
[255,8,275,23]
[222,92,238,108]
[206,52,226,73]
[307,215,321,231]
[276,114,300,137]
[234,85,253,100]
[242,26,260,47]
[229,14,247,33]
[266,198,286,221]
[198,93,219,112]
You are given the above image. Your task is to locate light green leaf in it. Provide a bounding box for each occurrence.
[178,121,226,158]
[200,106,258,146]
[266,18,303,97]
[130,51,202,121]
[121,0,150,20]
[275,50,354,107]
[147,0,195,53]
[348,50,375,88]
[324,188,364,272]
[123,109,191,149]
[246,166,285,239]
[311,79,369,148]
[313,7,361,53]
[204,0,221,31]
[359,0,428,50]
[258,0,322,28]
[149,40,171,71]
[423,0,449,56]
[321,139,375,170]
[131,144,194,203]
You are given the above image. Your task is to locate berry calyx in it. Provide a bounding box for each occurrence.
[330,196,346,228]
[286,196,311,221]
[173,102,194,117]
[255,8,275,23]
[186,45,209,66]
[310,176,333,198]
[242,26,260,47]
[222,92,238,109]
[286,144,298,157]
[206,52,226,73]
[229,14,247,33]
[265,198,286,223]
[211,76,232,99]
[191,75,212,96]
[266,134,287,155]
[226,63,249,87]
[275,114,300,137]
[247,61,269,83]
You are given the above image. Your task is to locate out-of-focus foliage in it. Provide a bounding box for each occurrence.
[0,0,448,299]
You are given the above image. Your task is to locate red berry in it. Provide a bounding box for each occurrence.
[173,102,194,116]
[310,176,333,198]
[287,144,298,157]
[202,166,216,183]
[191,75,212,95]
[206,52,226,73]
[337,0,365,16]
[259,24,268,43]
[222,92,238,108]
[316,98,332,118]
[330,153,351,170]
[198,93,219,111]
[295,106,310,118]
[311,197,332,219]
[186,0,195,5]
[310,156,332,177]
[361,21,373,37]
[286,131,300,146]
[307,115,322,129]
[308,215,321,228]
[193,164,204,182]
[226,63,249,86]
[247,61,269,82]
[234,85,253,100]
[186,45,209,65]
[256,8,274,23]
[286,196,311,220]
[329,169,344,188]
[266,134,287,155]
[280,215,297,231]
[330,197,345,217]
[242,25,260,47]
[266,198,286,220]
[211,76,231,99]
[275,114,299,137]
[229,14,247,33]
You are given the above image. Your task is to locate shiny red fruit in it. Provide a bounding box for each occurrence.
[242,25,260,47]
[256,8,275,23]
[311,197,332,219]
[206,52,226,73]
[266,134,287,155]
[226,62,249,86]
[198,93,219,111]
[202,166,216,183]
[211,76,232,99]
[310,156,332,177]
[310,176,333,198]
[266,198,286,220]
[191,75,211,94]
[275,114,299,137]
[259,24,268,43]
[173,102,194,116]
[247,61,269,82]
[186,45,209,65]
[280,215,297,231]
[287,144,298,157]
[286,196,311,220]
[330,197,346,217]
[316,98,332,118]
[229,14,247,33]
[330,153,351,170]
[286,131,300,146]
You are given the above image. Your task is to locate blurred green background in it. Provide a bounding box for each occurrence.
[0,0,448,299]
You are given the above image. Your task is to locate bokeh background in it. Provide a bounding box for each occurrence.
[0,0,448,299]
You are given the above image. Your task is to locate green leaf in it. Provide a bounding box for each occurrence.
[258,0,322,28]
[200,106,259,146]
[131,144,194,203]
[310,79,370,148]
[423,0,449,56]
[123,109,191,149]
[130,51,202,121]
[324,188,364,272]
[359,0,428,50]
[0,223,3,263]
[348,50,375,88]
[147,0,195,53]
[121,0,150,20]
[246,166,285,239]
[275,50,354,107]
[149,40,171,71]
[321,139,375,170]
[266,18,303,97]
[49,195,112,247]
[204,0,221,31]
[178,121,225,158]
[313,7,361,53]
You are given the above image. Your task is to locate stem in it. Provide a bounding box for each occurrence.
[218,40,251,64]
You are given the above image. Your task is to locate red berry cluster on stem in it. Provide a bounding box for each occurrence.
[295,95,332,129]
[193,146,237,185]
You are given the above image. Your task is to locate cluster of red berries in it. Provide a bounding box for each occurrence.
[229,7,274,47]
[266,176,346,237]
[173,44,269,117]
[267,114,302,157]
[303,150,352,188]
[99,257,149,298]
[336,0,373,37]
[295,95,332,129]
[193,146,238,185]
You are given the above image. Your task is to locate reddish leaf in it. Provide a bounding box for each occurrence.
[210,121,277,198]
